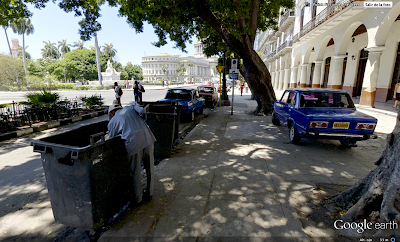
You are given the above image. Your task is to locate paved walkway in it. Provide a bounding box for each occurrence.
[98,90,398,242]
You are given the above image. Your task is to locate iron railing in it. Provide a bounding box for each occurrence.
[0,98,83,133]
[279,10,295,27]
[295,0,363,43]
[266,50,277,59]
[278,40,293,53]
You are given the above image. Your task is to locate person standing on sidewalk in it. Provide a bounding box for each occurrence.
[240,84,244,96]
[137,81,145,103]
[114,82,123,106]
[393,81,400,110]
[133,81,140,103]
[108,102,156,203]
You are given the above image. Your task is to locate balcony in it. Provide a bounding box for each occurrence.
[277,40,293,54]
[294,0,365,44]
[279,11,295,30]
[266,50,277,60]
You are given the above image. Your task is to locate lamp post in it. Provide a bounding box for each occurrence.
[221,48,230,106]
[63,70,66,83]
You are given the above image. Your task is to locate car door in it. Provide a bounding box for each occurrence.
[274,91,290,122]
[281,91,297,124]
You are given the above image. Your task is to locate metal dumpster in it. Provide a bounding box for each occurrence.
[31,120,132,231]
[142,102,180,160]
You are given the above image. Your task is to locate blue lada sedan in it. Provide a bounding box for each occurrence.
[272,89,377,147]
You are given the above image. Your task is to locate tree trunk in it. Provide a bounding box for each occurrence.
[22,33,29,87]
[4,27,20,88]
[331,109,400,226]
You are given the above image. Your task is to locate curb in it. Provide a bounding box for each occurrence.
[0,108,108,142]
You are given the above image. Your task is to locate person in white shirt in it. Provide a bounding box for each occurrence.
[108,102,156,203]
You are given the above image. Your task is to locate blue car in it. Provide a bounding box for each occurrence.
[272,88,378,147]
[158,88,205,121]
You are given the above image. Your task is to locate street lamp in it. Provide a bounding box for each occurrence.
[63,70,66,83]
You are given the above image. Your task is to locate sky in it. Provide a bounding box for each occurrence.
[0,2,195,66]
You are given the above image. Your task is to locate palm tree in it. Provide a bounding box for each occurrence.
[41,40,60,59]
[73,40,85,50]
[10,17,34,80]
[102,43,117,59]
[17,45,31,59]
[2,23,20,87]
[58,39,71,56]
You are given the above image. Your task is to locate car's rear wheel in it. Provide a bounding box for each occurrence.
[289,123,301,144]
[271,111,280,125]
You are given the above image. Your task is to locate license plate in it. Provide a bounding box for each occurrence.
[333,122,349,129]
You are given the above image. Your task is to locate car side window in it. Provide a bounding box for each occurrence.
[280,91,290,103]
[288,92,296,106]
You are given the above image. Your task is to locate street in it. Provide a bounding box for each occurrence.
[0,89,397,241]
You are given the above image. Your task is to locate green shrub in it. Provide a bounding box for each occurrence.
[80,95,104,109]
[54,84,75,90]
[24,89,60,107]
[74,86,91,90]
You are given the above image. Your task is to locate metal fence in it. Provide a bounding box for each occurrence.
[0,99,80,134]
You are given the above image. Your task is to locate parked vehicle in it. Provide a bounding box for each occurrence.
[272,88,378,147]
[158,88,205,121]
[200,81,212,86]
[197,86,218,107]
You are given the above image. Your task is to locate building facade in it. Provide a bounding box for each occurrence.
[142,41,218,83]
[258,0,400,107]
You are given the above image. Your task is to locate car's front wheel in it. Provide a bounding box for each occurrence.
[289,123,301,144]
[198,105,204,114]
[271,111,279,125]
[189,110,195,121]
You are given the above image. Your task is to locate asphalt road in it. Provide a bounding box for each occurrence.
[0,87,170,106]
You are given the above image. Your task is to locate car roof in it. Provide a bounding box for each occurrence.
[285,88,349,94]
[167,88,195,91]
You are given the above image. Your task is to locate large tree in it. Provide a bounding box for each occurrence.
[41,40,60,59]
[0,54,25,87]
[58,39,71,55]
[102,43,117,59]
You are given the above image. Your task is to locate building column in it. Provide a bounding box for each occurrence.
[271,71,276,88]
[312,61,323,88]
[300,64,308,88]
[278,69,285,90]
[359,46,385,107]
[290,66,298,88]
[329,55,346,89]
[274,69,280,89]
[283,68,291,90]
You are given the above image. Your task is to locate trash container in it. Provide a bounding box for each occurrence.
[141,102,180,160]
[31,120,132,231]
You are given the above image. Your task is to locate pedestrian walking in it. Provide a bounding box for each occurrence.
[162,80,165,87]
[114,82,123,106]
[244,82,249,93]
[393,81,400,110]
[125,80,130,89]
[108,102,156,203]
[133,81,139,103]
[240,84,244,96]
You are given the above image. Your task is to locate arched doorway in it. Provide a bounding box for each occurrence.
[322,57,331,88]
[389,42,400,100]
[354,49,368,97]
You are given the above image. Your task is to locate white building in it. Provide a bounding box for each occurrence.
[101,60,121,81]
[258,0,400,107]
[142,41,218,83]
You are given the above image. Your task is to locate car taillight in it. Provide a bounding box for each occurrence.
[356,123,376,130]
[309,121,329,128]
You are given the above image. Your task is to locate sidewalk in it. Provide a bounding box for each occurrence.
[99,89,397,242]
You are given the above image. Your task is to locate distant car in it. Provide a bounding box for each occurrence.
[197,86,219,107]
[200,81,212,86]
[158,88,205,121]
[187,81,194,84]
[272,88,378,147]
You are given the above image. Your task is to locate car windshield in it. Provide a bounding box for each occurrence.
[165,90,191,100]
[198,87,214,93]
[299,91,355,108]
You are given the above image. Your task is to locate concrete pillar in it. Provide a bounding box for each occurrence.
[290,66,298,88]
[329,55,346,89]
[283,68,291,90]
[359,46,385,107]
[312,61,323,88]
[274,69,280,89]
[300,64,308,88]
[271,71,276,88]
[278,69,285,90]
